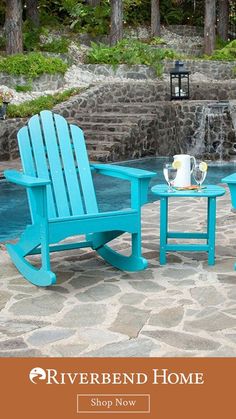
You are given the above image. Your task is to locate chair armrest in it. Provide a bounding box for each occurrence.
[4,170,51,188]
[221,173,236,209]
[91,164,156,208]
[221,173,236,184]
[90,164,156,181]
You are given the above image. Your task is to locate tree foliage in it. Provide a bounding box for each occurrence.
[0,1,234,57]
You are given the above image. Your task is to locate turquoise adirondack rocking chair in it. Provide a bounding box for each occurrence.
[4,111,155,286]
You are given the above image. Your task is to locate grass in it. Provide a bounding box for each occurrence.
[7,88,82,118]
[15,84,33,93]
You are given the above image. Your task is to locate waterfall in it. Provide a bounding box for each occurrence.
[189,101,232,160]
[190,105,207,156]
[229,100,236,133]
[206,102,229,160]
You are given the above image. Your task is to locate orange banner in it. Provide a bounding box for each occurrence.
[0,358,235,419]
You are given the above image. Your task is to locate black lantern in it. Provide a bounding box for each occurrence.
[170,61,190,100]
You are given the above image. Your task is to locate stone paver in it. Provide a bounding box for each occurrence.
[56,304,107,328]
[0,337,28,350]
[190,286,224,306]
[0,188,236,357]
[26,328,76,346]
[9,294,67,316]
[0,349,46,357]
[142,330,220,351]
[0,319,49,337]
[0,291,12,310]
[52,343,89,357]
[148,306,184,328]
[110,305,151,338]
[83,338,157,357]
[184,312,236,332]
[76,283,120,302]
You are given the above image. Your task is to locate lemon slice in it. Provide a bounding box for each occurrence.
[172,160,182,170]
[199,161,208,172]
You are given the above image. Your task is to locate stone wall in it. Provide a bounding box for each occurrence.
[0,118,27,160]
[165,60,236,81]
[1,81,236,162]
[54,80,236,115]
[124,24,203,40]
[54,81,236,161]
[75,61,236,81]
[168,25,203,36]
[0,73,65,91]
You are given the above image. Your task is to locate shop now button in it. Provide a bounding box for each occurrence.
[77,394,150,413]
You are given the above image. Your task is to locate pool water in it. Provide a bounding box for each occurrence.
[1,157,235,241]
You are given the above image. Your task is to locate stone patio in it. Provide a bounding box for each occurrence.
[0,186,236,357]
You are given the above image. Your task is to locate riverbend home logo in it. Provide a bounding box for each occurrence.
[29,368,205,386]
[29,367,47,384]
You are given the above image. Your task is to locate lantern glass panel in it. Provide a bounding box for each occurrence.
[171,74,189,99]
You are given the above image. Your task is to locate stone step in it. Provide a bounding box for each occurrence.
[84,131,130,143]
[77,113,155,124]
[86,139,120,151]
[80,122,135,133]
[97,103,159,114]
[88,150,112,162]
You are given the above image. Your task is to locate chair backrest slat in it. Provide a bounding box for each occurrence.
[18,126,39,222]
[71,124,98,214]
[17,110,98,220]
[27,115,57,218]
[53,114,84,215]
[39,111,71,217]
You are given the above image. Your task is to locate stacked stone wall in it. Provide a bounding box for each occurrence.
[0,73,65,91]
[75,61,236,81]
[1,80,236,161]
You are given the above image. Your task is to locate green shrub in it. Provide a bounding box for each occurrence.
[23,27,41,51]
[40,38,70,53]
[208,40,236,61]
[215,36,229,50]
[15,84,33,93]
[124,0,150,25]
[7,88,81,118]
[0,53,68,79]
[86,40,176,76]
[60,0,110,36]
[148,37,167,46]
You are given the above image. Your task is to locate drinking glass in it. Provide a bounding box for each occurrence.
[192,164,207,191]
[163,163,177,192]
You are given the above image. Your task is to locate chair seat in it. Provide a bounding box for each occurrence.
[48,208,137,223]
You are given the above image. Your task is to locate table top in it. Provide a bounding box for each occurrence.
[151,184,226,198]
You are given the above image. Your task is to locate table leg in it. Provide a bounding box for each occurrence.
[207,197,216,265]
[160,197,168,265]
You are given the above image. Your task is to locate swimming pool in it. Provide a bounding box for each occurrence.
[1,157,235,242]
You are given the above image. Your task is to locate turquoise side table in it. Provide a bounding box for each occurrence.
[151,184,225,266]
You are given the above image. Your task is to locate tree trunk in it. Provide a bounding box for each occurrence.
[110,0,123,45]
[217,0,229,41]
[204,0,216,55]
[151,0,161,37]
[5,0,23,55]
[26,0,40,28]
